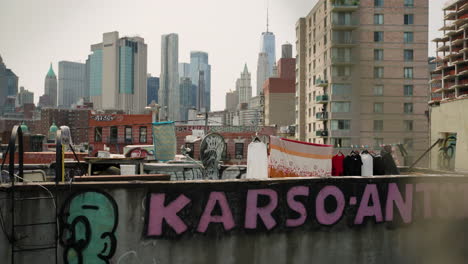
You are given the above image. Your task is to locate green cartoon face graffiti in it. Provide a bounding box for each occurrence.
[60,191,118,264]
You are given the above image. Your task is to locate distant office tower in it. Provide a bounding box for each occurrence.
[88,31,148,114]
[260,31,276,76]
[44,63,58,107]
[225,90,239,111]
[179,63,191,78]
[16,87,34,107]
[0,55,19,114]
[180,77,193,121]
[147,75,159,105]
[236,64,252,105]
[190,51,211,112]
[160,33,180,121]
[58,61,86,108]
[256,52,269,95]
[282,43,293,59]
[296,0,428,166]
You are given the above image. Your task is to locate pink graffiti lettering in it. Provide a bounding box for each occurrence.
[286,186,309,227]
[147,194,191,236]
[354,184,383,225]
[415,183,437,219]
[316,186,345,225]
[385,183,413,223]
[197,192,235,233]
[245,189,278,230]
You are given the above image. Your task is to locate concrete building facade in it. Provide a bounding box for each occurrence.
[58,61,87,108]
[16,86,34,107]
[296,0,429,165]
[160,33,180,121]
[429,0,468,172]
[225,90,239,112]
[89,31,148,114]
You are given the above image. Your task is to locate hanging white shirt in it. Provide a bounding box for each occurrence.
[361,153,374,177]
[246,142,268,179]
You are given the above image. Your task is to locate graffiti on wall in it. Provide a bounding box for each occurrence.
[59,191,119,264]
[200,133,226,180]
[145,181,468,238]
[438,134,457,171]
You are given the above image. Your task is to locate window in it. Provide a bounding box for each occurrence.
[332,66,351,77]
[125,126,132,144]
[331,120,351,131]
[404,85,414,96]
[332,84,352,95]
[308,93,312,102]
[308,123,312,133]
[313,44,316,54]
[404,49,414,61]
[374,138,384,148]
[374,14,384,25]
[404,32,414,43]
[308,108,311,117]
[404,14,414,25]
[374,67,384,78]
[110,126,118,143]
[331,102,351,112]
[374,103,383,113]
[374,31,384,42]
[331,138,351,148]
[404,138,414,149]
[374,120,384,131]
[374,85,384,96]
[404,103,413,113]
[139,126,147,143]
[404,67,413,79]
[404,0,414,7]
[404,120,413,131]
[235,143,244,159]
[324,17,328,29]
[374,0,384,7]
[374,49,384,61]
[94,127,102,142]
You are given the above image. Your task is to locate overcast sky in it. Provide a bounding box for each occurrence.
[0,0,444,110]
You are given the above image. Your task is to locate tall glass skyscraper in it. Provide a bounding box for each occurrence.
[260,31,276,76]
[190,51,211,112]
[147,75,159,105]
[160,33,179,121]
[58,61,86,108]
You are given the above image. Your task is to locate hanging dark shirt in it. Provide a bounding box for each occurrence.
[380,150,400,175]
[373,155,385,175]
[344,154,363,176]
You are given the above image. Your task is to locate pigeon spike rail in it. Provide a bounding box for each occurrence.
[6,125,59,264]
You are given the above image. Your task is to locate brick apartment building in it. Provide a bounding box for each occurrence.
[296,0,429,166]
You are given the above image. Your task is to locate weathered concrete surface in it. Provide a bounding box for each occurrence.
[1,176,468,264]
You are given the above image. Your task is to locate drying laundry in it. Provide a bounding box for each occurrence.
[269,136,333,178]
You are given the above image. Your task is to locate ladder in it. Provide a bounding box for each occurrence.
[2,125,63,264]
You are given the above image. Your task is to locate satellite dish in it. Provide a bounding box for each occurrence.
[200,133,226,180]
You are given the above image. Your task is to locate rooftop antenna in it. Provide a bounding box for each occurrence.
[266,0,270,32]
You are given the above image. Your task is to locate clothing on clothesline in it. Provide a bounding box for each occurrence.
[246,141,268,179]
[332,153,345,176]
[343,153,362,176]
[269,136,333,178]
[360,153,374,177]
[373,155,385,175]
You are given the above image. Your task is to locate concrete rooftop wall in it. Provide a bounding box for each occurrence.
[1,176,468,263]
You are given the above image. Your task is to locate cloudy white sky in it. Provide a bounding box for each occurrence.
[0,0,444,110]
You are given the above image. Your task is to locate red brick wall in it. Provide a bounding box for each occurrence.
[278,58,296,80]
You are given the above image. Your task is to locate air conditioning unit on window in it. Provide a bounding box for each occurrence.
[236,155,243,159]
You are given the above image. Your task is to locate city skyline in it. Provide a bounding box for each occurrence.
[0,0,444,111]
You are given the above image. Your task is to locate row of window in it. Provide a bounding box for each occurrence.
[309,118,415,133]
[375,0,414,8]
[94,126,148,143]
[373,14,414,25]
[307,84,414,100]
[374,49,414,61]
[330,137,414,150]
[374,67,415,79]
[375,31,414,43]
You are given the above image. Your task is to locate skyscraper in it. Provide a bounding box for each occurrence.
[260,32,276,76]
[44,63,58,107]
[296,0,428,166]
[190,51,211,112]
[0,55,18,114]
[147,74,159,105]
[160,33,180,121]
[58,61,86,108]
[16,86,34,107]
[89,31,148,114]
[225,90,239,111]
[236,64,252,105]
[282,43,293,59]
[256,52,269,95]
[179,63,191,78]
[180,77,193,121]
